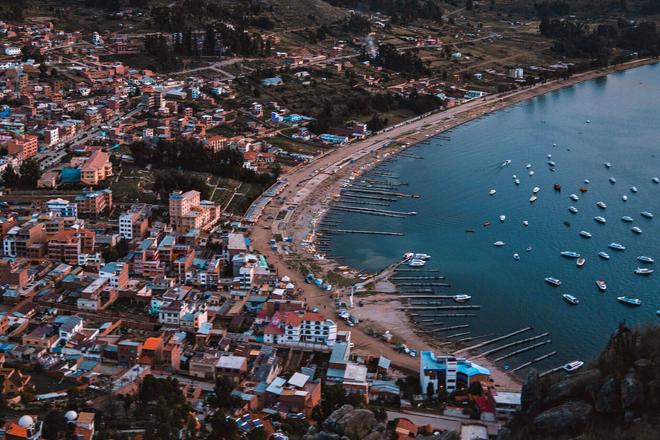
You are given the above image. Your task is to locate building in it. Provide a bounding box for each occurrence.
[79,151,113,185]
[98,262,129,289]
[47,229,95,264]
[44,127,60,147]
[118,204,150,240]
[263,311,337,347]
[46,198,78,218]
[216,355,248,383]
[7,134,38,160]
[169,190,221,232]
[419,352,490,394]
[2,415,43,440]
[75,189,113,216]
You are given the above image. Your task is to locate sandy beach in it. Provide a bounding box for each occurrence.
[249,57,658,390]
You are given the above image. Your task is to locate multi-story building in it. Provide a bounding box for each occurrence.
[7,134,38,160]
[46,198,78,218]
[131,238,165,277]
[75,189,113,216]
[419,352,491,394]
[79,151,113,185]
[263,311,337,347]
[44,127,59,146]
[3,223,46,259]
[169,190,221,232]
[118,204,150,240]
[47,229,95,264]
[98,262,129,289]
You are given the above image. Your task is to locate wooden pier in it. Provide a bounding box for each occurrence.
[430,324,470,333]
[473,332,550,358]
[511,352,557,373]
[320,229,404,236]
[398,305,479,310]
[454,327,532,355]
[493,340,552,362]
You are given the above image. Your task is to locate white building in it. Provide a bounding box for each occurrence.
[264,311,338,347]
[4,46,21,56]
[91,32,103,46]
[2,226,19,257]
[46,198,78,218]
[44,127,59,146]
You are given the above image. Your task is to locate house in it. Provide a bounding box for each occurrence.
[78,151,113,185]
[419,352,490,394]
[263,311,337,347]
[0,367,35,395]
[2,415,43,440]
[216,355,248,383]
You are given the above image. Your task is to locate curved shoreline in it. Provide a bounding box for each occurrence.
[249,57,658,387]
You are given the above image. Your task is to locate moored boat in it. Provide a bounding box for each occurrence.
[594,216,606,224]
[631,186,638,193]
[653,177,660,184]
[570,194,579,201]
[489,189,497,196]
[408,259,426,267]
[580,186,588,193]
[596,280,607,291]
[529,195,537,203]
[548,161,556,167]
[577,257,586,267]
[598,252,610,260]
[580,230,592,238]
[493,241,505,247]
[569,206,578,214]
[554,183,561,191]
[532,186,540,194]
[500,215,506,223]
[604,162,611,168]
[635,267,654,275]
[618,296,642,306]
[545,277,562,286]
[563,361,584,372]
[514,179,520,185]
[621,216,634,222]
[596,201,607,209]
[609,177,617,184]
[561,251,581,258]
[632,226,642,234]
[622,195,628,202]
[513,253,520,260]
[522,220,529,226]
[641,211,654,219]
[453,294,472,303]
[609,242,626,250]
[563,294,579,305]
[637,256,654,264]
[529,170,535,176]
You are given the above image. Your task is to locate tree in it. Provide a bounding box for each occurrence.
[2,164,19,187]
[42,410,70,440]
[209,376,239,411]
[19,158,41,188]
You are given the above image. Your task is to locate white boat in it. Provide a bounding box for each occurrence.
[403,252,414,260]
[526,164,532,169]
[532,187,540,194]
[584,179,590,184]
[493,241,505,247]
[563,361,584,372]
[609,177,617,184]
[454,294,472,303]
[635,267,654,275]
[489,189,497,196]
[561,251,581,258]
[641,211,654,219]
[513,174,517,179]
[513,253,520,260]
[563,294,580,305]
[570,194,579,201]
[408,259,426,267]
[547,154,552,158]
[547,161,556,167]
[609,242,626,251]
[604,162,611,168]
[529,170,535,176]
[526,246,533,252]
[596,201,607,209]
[632,226,642,234]
[594,216,607,224]
[622,216,634,222]
[631,186,638,193]
[618,296,642,306]
[501,159,512,167]
[514,179,521,185]
[576,257,586,267]
[414,253,431,260]
[499,215,506,223]
[653,177,660,184]
[637,256,654,264]
[580,230,592,238]
[529,195,537,203]
[569,206,578,214]
[622,195,628,202]
[598,252,610,260]
[522,220,529,227]
[586,119,591,123]
[596,280,607,291]
[545,277,562,286]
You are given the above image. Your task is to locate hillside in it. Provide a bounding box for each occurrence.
[265,0,348,26]
[500,324,660,440]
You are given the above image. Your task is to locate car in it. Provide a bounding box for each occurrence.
[345,321,354,327]
[311,307,320,313]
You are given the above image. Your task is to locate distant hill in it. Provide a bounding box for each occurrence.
[263,0,348,26]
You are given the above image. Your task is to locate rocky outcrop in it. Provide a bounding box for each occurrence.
[308,405,379,440]
[620,370,644,409]
[520,369,543,418]
[594,377,620,413]
[544,369,601,406]
[532,401,593,435]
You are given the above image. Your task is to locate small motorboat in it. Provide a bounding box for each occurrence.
[598,252,610,260]
[596,280,607,291]
[413,253,431,260]
[586,119,591,123]
[637,256,654,264]
[545,277,562,286]
[501,159,512,167]
[561,251,581,258]
[622,195,628,202]
[580,230,592,238]
[563,361,584,372]
[526,163,532,169]
[570,194,579,201]
[547,153,552,158]
[609,242,626,251]
[594,216,607,224]
[526,246,533,252]
[604,162,611,168]
[584,179,590,184]
[466,229,476,233]
[529,170,535,176]
[576,257,586,267]
[563,221,571,227]
[548,161,556,167]
[483,221,491,227]
[454,294,472,303]
[489,189,497,196]
[579,186,588,193]
[529,195,537,203]
[618,296,642,306]
[513,174,517,179]
[621,216,634,222]
[513,253,520,260]
[532,186,540,194]
[493,241,505,247]
[653,177,660,184]
[514,179,521,185]
[499,215,506,223]
[523,220,529,226]
[632,226,642,234]
[641,211,654,219]
[563,294,580,305]
[635,267,654,275]
[631,186,638,193]
[609,177,617,184]
[554,183,561,191]
[569,206,578,214]
[408,259,426,267]
[596,201,607,209]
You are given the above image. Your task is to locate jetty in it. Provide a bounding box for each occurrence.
[454,327,532,355]
[398,305,479,310]
[333,205,417,216]
[511,352,558,373]
[395,282,451,287]
[340,192,398,201]
[320,229,404,236]
[472,332,550,359]
[330,206,406,218]
[391,276,446,281]
[342,188,419,198]
[493,339,553,362]
[429,325,470,333]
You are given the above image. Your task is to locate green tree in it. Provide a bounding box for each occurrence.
[2,164,19,187]
[19,158,41,188]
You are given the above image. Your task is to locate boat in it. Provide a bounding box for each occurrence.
[523,220,529,226]
[563,294,580,305]
[631,186,638,193]
[408,259,426,267]
[580,230,592,238]
[554,183,561,191]
[532,187,540,194]
[596,201,607,209]
[641,211,654,219]
[579,186,588,193]
[609,242,626,250]
[635,267,654,275]
[584,179,590,184]
[622,216,634,222]
[586,119,591,123]
[563,221,571,227]
[569,206,578,214]
[653,177,660,184]
[570,194,579,201]
[561,251,581,258]
[526,246,533,252]
[632,226,642,234]
[547,153,552,158]
[529,195,537,203]
[499,215,506,223]
[413,253,431,260]
[489,189,497,196]
[576,257,586,267]
[483,221,491,227]
[563,361,584,372]
[513,253,520,260]
[594,216,607,224]
[513,174,517,179]
[453,294,472,303]
[618,296,642,306]
[529,170,535,176]
[547,161,556,167]
[526,164,532,169]
[609,177,617,184]
[514,179,521,185]
[501,159,512,167]
[466,229,476,233]
[545,277,562,286]
[598,252,610,260]
[604,162,612,168]
[493,241,505,247]
[637,256,654,264]
[596,280,607,291]
[403,252,414,260]
[622,195,628,202]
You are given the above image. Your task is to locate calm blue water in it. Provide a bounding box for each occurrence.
[329,63,660,372]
